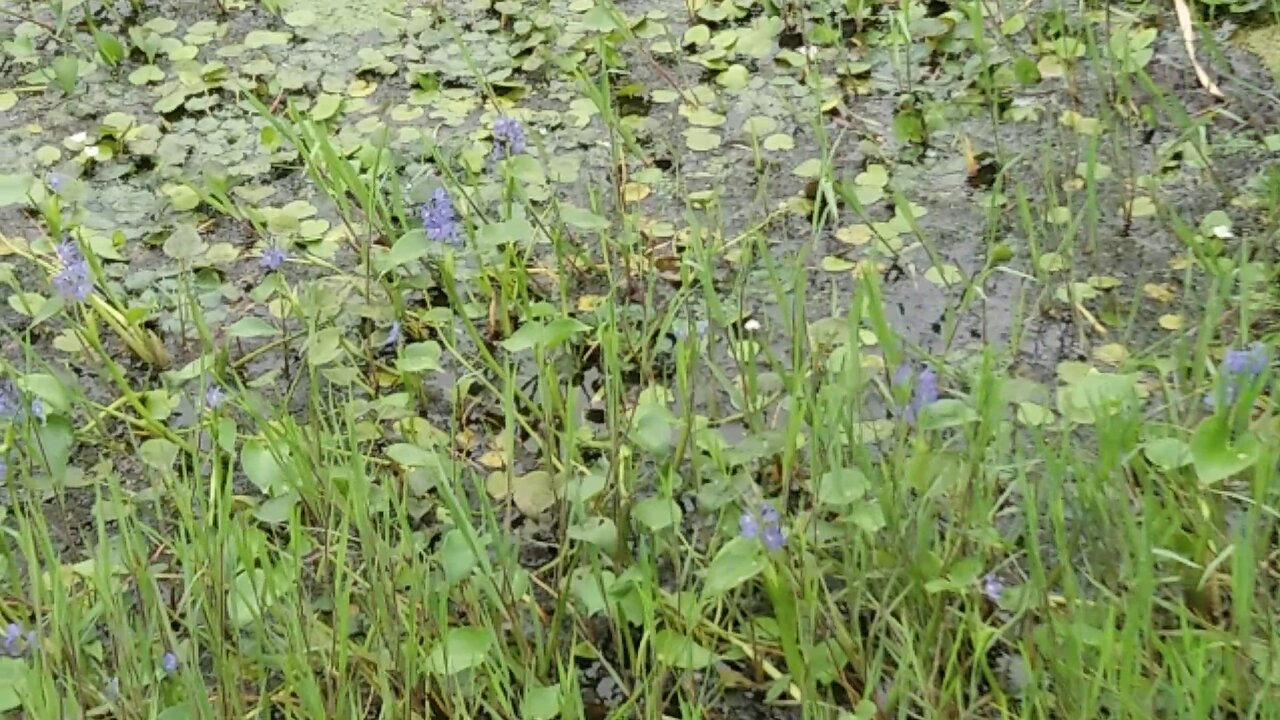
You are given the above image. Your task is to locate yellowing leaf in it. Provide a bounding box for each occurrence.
[820,255,856,272]
[577,294,606,312]
[835,224,873,245]
[513,471,559,517]
[1158,313,1184,330]
[621,182,651,202]
[1092,343,1129,366]
[478,450,507,469]
[684,106,726,127]
[762,133,794,151]
[742,115,778,136]
[854,164,888,187]
[1038,252,1067,272]
[347,79,377,97]
[684,128,721,152]
[924,264,963,285]
[1127,196,1156,217]
[792,158,823,178]
[1143,282,1177,302]
[1016,401,1055,426]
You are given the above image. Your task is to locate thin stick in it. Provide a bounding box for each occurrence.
[1172,0,1224,98]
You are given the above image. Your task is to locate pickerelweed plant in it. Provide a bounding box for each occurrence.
[2,0,1280,718]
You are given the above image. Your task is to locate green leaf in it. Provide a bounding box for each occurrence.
[1190,415,1261,486]
[815,467,869,506]
[570,567,614,617]
[227,317,277,338]
[252,493,299,524]
[380,229,430,273]
[475,217,535,248]
[892,106,924,144]
[684,127,722,152]
[439,528,480,585]
[385,443,437,467]
[157,702,199,720]
[652,629,717,669]
[50,55,80,94]
[501,320,545,352]
[513,470,559,516]
[543,317,591,347]
[426,627,494,676]
[243,30,292,48]
[1015,401,1054,427]
[502,318,589,353]
[163,224,207,261]
[0,655,29,707]
[240,439,291,495]
[139,438,180,471]
[559,204,609,231]
[0,174,34,207]
[701,536,766,597]
[396,341,442,373]
[792,158,824,178]
[631,496,681,532]
[305,328,343,366]
[628,402,675,455]
[164,184,201,211]
[227,568,286,628]
[846,502,885,534]
[917,399,978,429]
[854,164,888,187]
[93,30,126,66]
[21,373,71,412]
[1143,437,1192,471]
[566,516,617,554]
[1055,371,1138,425]
[311,93,342,121]
[33,416,74,480]
[521,683,562,720]
[506,155,546,186]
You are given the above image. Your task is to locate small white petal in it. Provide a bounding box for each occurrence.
[744,319,761,331]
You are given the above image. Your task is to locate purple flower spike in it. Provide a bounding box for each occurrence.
[384,321,402,348]
[762,523,786,551]
[1,623,20,654]
[981,573,1004,604]
[205,385,226,410]
[1208,342,1271,410]
[896,362,939,424]
[162,651,179,673]
[892,362,913,387]
[492,115,527,159]
[760,503,779,525]
[0,622,34,657]
[1223,343,1269,378]
[52,240,93,302]
[739,500,786,551]
[261,246,288,271]
[0,381,21,422]
[420,187,462,245]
